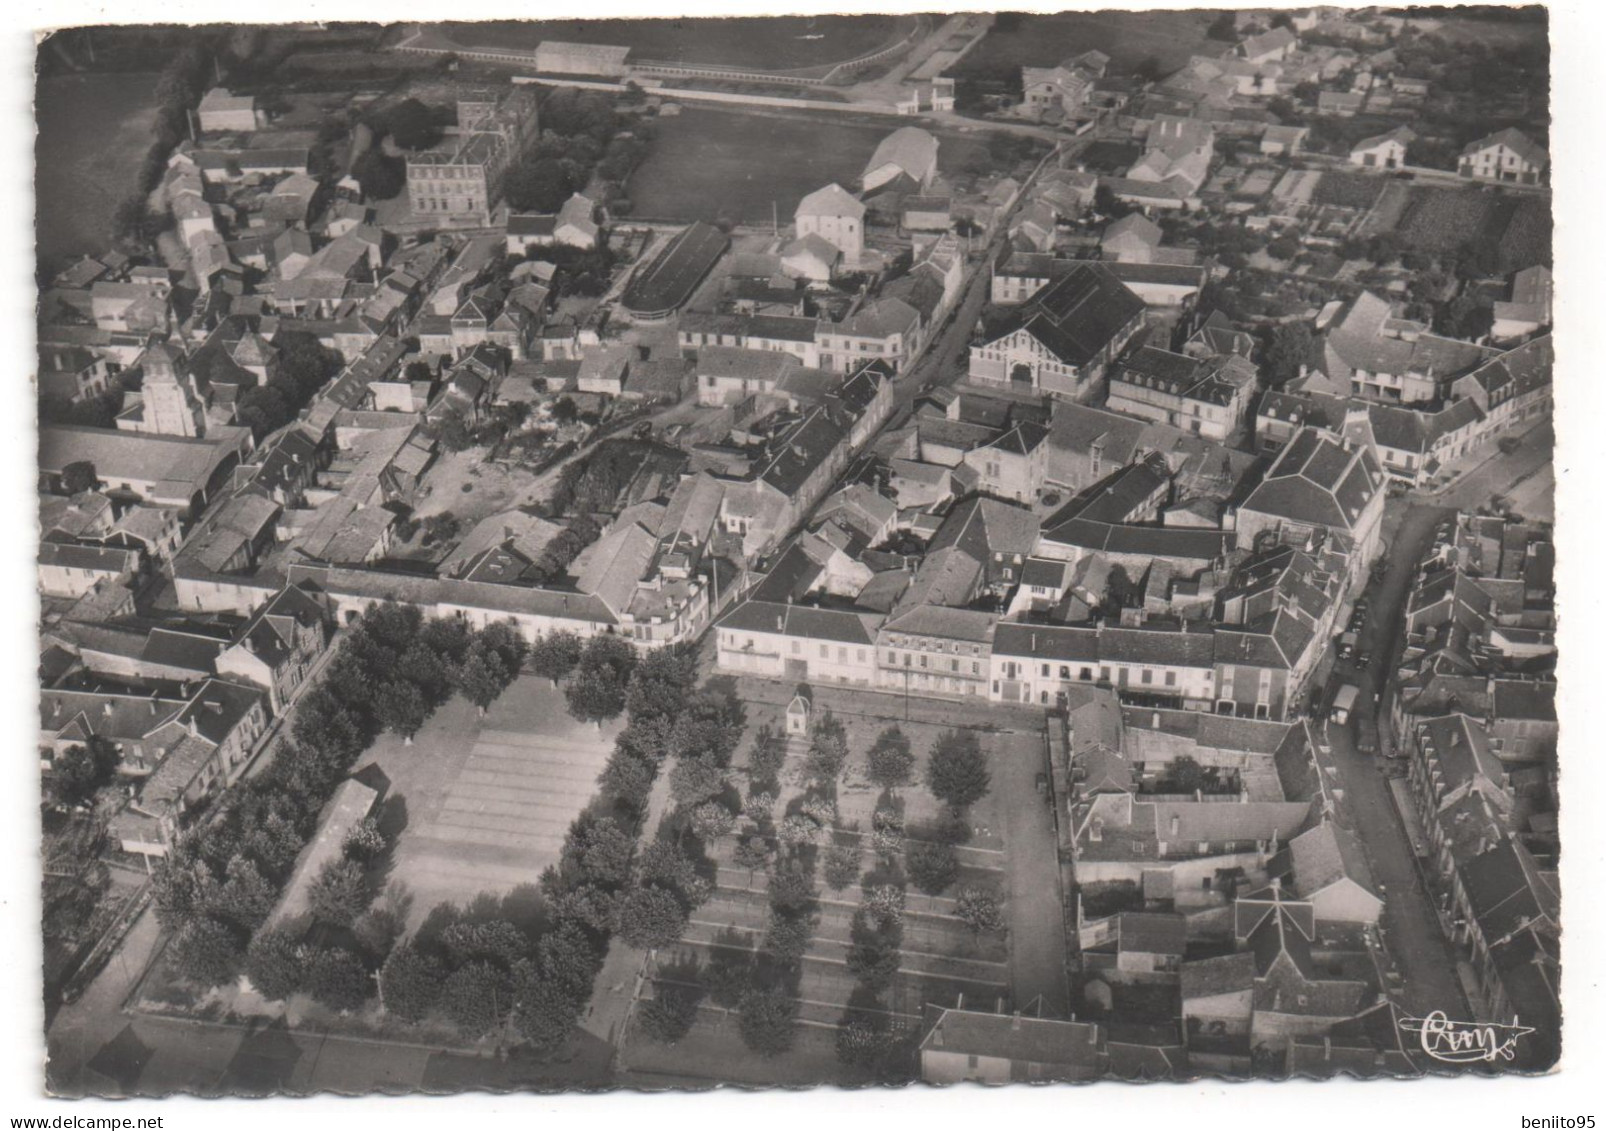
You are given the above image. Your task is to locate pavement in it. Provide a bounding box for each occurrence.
[1322,496,1469,1022]
[993,729,1071,1017]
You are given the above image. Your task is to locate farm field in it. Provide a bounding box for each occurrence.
[35,72,160,276]
[626,108,999,225]
[1312,170,1386,210]
[439,15,910,72]
[351,679,623,929]
[951,9,1216,78]
[621,698,1063,1084]
[1391,186,1551,272]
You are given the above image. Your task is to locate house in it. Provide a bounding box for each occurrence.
[968,263,1145,400]
[816,298,921,374]
[266,776,382,927]
[1458,128,1547,186]
[1260,124,1308,156]
[679,311,820,369]
[961,422,1052,504]
[1490,266,1553,343]
[1106,348,1256,442]
[120,679,272,852]
[715,600,883,686]
[212,583,332,712]
[1348,126,1414,169]
[901,195,952,234]
[794,183,865,268]
[38,541,141,599]
[555,192,600,249]
[918,1005,1103,1084]
[505,212,558,255]
[1100,214,1163,264]
[1317,91,1364,117]
[1273,821,1384,925]
[1239,26,1297,65]
[1235,427,1385,586]
[877,606,998,698]
[1322,291,1495,404]
[861,127,939,194]
[197,88,262,133]
[39,424,253,516]
[694,345,801,406]
[1021,50,1108,120]
[1129,115,1214,197]
[779,234,840,283]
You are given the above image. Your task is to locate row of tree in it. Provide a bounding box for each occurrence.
[370,640,701,1047]
[155,606,527,990]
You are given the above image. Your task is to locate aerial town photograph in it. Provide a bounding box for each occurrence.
[30,3,1564,1100]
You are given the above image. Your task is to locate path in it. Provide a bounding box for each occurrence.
[994,730,1070,1016]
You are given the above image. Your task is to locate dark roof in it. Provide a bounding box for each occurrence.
[918,1006,1102,1072]
[1243,428,1381,532]
[984,263,1144,367]
[1117,912,1187,955]
[621,221,729,317]
[717,598,880,645]
[680,310,818,344]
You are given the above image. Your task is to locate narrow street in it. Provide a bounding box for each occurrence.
[1326,499,1466,1021]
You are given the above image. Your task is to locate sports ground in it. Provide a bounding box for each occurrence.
[354,676,622,926]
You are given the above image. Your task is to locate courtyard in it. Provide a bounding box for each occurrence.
[353,675,623,927]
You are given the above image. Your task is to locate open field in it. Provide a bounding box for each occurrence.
[35,72,160,275]
[353,679,622,927]
[439,15,909,72]
[626,108,1002,224]
[951,9,1215,79]
[627,109,885,224]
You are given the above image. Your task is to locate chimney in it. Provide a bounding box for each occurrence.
[1323,1036,1332,1060]
[1151,711,1160,727]
[101,702,113,719]
[1011,1012,1022,1031]
[1170,814,1180,837]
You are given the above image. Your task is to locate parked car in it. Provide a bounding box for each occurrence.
[1357,648,1373,669]
[1337,631,1357,659]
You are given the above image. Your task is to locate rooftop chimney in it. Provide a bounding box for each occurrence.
[1011,1012,1022,1031]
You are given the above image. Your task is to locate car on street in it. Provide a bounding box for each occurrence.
[1337,631,1357,659]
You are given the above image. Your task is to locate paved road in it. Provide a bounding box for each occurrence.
[1324,500,1470,1022]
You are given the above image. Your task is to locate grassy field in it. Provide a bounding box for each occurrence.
[626,108,1006,224]
[35,72,160,276]
[441,15,908,71]
[951,9,1216,79]
[353,680,622,929]
[627,108,887,224]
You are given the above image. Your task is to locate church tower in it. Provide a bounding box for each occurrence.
[135,341,206,437]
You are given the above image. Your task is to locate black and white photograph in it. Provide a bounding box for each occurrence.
[21,0,1585,1108]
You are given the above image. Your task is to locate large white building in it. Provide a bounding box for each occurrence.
[794,183,865,269]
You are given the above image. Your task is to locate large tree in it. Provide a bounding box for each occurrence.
[906,840,959,896]
[615,885,688,950]
[638,983,702,1044]
[379,942,446,1023]
[47,737,120,810]
[244,928,304,1001]
[926,731,991,809]
[955,886,1005,939]
[528,630,584,686]
[308,856,370,928]
[170,916,243,987]
[564,664,627,725]
[455,644,510,715]
[442,960,511,1036]
[866,726,915,791]
[737,986,799,1058]
[668,754,725,809]
[351,148,406,202]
